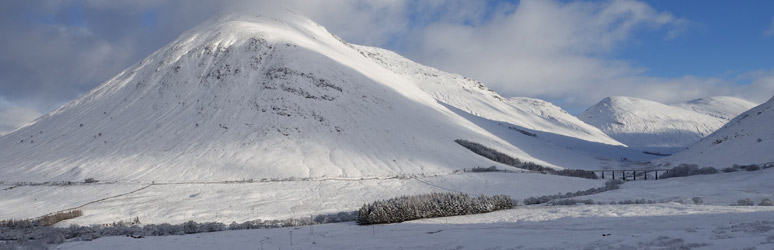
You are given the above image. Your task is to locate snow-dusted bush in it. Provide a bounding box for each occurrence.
[313,211,358,224]
[0,210,82,229]
[455,139,597,179]
[356,192,514,225]
[552,169,598,179]
[39,210,83,226]
[737,198,755,206]
[455,139,551,172]
[759,198,773,206]
[2,218,34,229]
[548,199,594,206]
[722,167,738,173]
[1,209,364,246]
[523,180,622,205]
[723,163,772,173]
[617,199,656,205]
[659,164,718,179]
[470,166,500,172]
[743,164,760,171]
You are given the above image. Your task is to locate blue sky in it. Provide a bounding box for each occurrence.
[0,0,773,132]
[617,0,774,79]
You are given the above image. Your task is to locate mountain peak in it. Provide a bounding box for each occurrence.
[0,11,628,182]
[580,96,742,149]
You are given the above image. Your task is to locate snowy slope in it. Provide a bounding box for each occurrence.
[0,12,627,182]
[352,45,621,146]
[579,96,743,150]
[674,96,756,120]
[661,95,774,167]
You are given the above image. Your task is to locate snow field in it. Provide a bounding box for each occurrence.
[0,172,602,226]
[54,204,774,250]
[588,168,774,206]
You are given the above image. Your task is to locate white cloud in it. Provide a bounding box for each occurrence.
[0,99,42,134]
[764,17,774,37]
[399,0,746,109]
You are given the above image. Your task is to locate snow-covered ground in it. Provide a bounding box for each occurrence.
[43,169,774,249]
[0,183,145,221]
[0,172,603,226]
[53,204,774,250]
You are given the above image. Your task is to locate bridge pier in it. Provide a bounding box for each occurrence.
[593,170,668,181]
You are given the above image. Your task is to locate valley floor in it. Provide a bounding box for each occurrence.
[1,172,602,226]
[4,169,774,249]
[54,204,774,250]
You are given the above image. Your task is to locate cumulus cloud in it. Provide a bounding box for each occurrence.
[400,0,742,109]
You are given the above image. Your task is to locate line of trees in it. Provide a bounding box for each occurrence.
[523,180,623,205]
[357,192,514,225]
[1,210,83,229]
[0,210,359,246]
[455,139,598,179]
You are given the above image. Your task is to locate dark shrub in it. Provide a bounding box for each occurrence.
[722,167,738,173]
[455,139,597,179]
[523,180,622,205]
[39,210,83,227]
[660,164,718,179]
[471,166,499,172]
[737,198,755,206]
[552,169,598,179]
[741,164,760,171]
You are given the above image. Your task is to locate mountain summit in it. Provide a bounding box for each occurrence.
[579,96,754,150]
[0,13,623,182]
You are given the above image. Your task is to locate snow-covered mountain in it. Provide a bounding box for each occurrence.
[674,96,756,121]
[661,95,774,167]
[351,46,620,146]
[579,96,754,150]
[0,12,624,182]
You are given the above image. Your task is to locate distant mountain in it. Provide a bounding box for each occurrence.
[674,96,756,121]
[0,12,624,182]
[579,96,754,150]
[661,95,774,167]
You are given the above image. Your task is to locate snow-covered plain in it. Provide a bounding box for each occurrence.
[1,172,603,226]
[54,169,774,249]
[54,206,774,250]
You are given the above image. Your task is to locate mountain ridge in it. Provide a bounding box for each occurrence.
[661,95,774,167]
